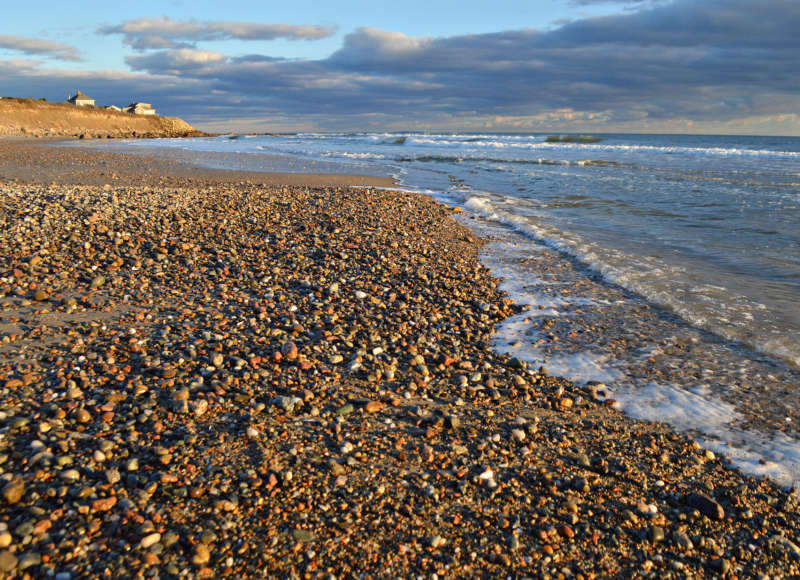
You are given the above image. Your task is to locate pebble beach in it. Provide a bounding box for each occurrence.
[1,140,800,579]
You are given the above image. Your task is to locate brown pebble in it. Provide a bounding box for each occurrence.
[2,478,24,504]
[193,544,211,565]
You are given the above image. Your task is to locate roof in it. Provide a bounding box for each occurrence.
[69,90,94,101]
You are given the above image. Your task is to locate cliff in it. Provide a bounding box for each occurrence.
[0,97,205,139]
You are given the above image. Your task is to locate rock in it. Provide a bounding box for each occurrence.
[281,341,298,360]
[0,551,18,573]
[336,403,354,417]
[270,396,301,413]
[90,275,105,289]
[192,544,210,565]
[687,492,725,520]
[649,526,665,543]
[105,469,121,484]
[17,552,41,571]
[558,525,575,539]
[0,532,11,549]
[33,289,49,301]
[292,529,315,543]
[92,496,117,512]
[60,469,80,483]
[673,530,694,551]
[2,478,24,504]
[192,399,209,417]
[430,535,447,548]
[140,533,161,549]
[508,357,527,370]
[770,535,800,561]
[710,558,731,574]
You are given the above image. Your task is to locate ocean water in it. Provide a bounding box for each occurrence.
[99,132,800,488]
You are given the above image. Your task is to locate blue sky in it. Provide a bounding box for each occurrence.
[2,0,799,134]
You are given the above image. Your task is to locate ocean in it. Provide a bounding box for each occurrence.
[98,132,800,488]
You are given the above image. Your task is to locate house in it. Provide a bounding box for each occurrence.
[67,90,95,107]
[123,102,156,115]
[104,105,122,112]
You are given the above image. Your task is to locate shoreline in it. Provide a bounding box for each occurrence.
[1,139,799,577]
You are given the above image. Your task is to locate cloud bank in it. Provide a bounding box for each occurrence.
[4,0,799,133]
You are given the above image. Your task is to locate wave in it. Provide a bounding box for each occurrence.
[405,138,799,159]
[461,195,800,368]
[395,153,620,167]
[291,133,800,160]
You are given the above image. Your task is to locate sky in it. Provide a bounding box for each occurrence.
[1,0,799,135]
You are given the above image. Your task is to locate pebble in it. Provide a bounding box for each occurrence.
[18,552,41,571]
[0,145,797,579]
[0,551,18,572]
[687,492,725,520]
[140,533,162,549]
[2,478,24,504]
[192,544,211,565]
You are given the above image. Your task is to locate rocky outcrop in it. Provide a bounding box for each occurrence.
[0,97,205,138]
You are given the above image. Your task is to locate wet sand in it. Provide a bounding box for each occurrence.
[1,139,799,578]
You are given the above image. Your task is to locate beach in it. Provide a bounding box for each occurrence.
[1,139,800,578]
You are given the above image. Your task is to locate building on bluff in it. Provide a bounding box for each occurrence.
[67,90,95,107]
[123,102,156,115]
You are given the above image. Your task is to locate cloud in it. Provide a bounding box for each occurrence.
[126,49,228,74]
[0,34,81,61]
[99,17,336,50]
[5,0,800,134]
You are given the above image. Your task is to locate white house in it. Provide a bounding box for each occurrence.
[123,102,156,115]
[67,90,95,107]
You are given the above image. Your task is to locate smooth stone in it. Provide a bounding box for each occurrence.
[336,403,354,417]
[649,526,665,543]
[292,529,315,543]
[140,533,161,549]
[0,551,17,572]
[192,544,210,565]
[18,552,41,571]
[2,479,24,504]
[686,492,725,520]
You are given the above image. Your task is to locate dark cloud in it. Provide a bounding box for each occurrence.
[98,17,336,50]
[0,34,81,61]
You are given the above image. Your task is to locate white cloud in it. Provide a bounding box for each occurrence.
[0,34,81,61]
[99,17,335,50]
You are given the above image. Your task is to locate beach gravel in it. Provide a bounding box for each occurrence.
[0,140,798,578]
